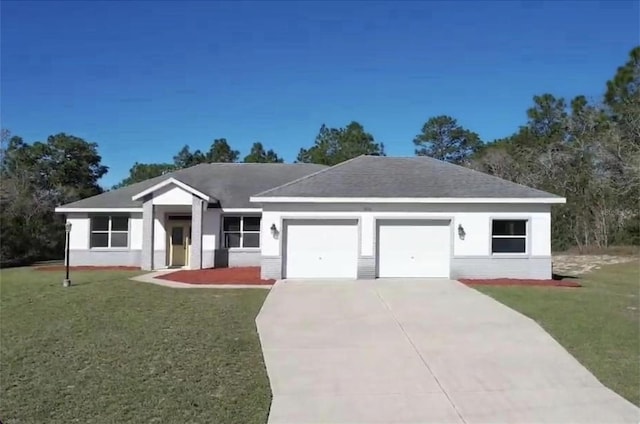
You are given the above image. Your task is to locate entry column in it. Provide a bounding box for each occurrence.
[190,197,204,269]
[141,198,155,270]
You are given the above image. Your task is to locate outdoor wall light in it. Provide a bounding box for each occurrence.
[457,224,466,240]
[270,223,279,238]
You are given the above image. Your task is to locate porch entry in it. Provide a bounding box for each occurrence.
[167,215,192,268]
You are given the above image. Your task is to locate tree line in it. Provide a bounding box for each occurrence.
[470,47,639,250]
[114,121,384,188]
[0,132,107,264]
[1,46,637,264]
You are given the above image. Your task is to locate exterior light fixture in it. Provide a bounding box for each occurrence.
[270,223,279,238]
[63,222,72,287]
[457,224,466,240]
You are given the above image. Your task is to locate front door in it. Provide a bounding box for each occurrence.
[169,223,191,267]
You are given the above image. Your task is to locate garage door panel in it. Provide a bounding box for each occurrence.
[285,220,358,279]
[377,220,451,278]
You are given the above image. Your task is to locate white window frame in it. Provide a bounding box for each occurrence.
[90,215,129,249]
[491,219,528,255]
[222,215,261,249]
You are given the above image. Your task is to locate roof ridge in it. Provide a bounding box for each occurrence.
[180,162,323,167]
[252,155,366,197]
[407,155,559,197]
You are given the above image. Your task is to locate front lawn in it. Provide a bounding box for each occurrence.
[475,261,640,405]
[0,268,271,424]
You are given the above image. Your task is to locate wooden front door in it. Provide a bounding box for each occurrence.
[169,223,191,267]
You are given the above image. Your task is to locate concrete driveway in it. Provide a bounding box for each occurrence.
[256,279,639,424]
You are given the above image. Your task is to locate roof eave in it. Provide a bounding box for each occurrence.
[131,177,211,202]
[250,196,567,204]
[54,207,144,213]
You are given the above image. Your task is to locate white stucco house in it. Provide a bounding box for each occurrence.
[55,155,566,279]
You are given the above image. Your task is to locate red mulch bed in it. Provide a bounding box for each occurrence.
[35,265,141,271]
[460,278,581,288]
[157,267,275,285]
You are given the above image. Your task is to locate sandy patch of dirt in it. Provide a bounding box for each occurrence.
[553,255,638,276]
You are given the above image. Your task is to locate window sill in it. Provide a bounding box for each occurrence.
[89,248,130,251]
[491,253,529,258]
[225,247,261,252]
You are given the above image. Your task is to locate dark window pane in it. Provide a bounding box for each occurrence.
[111,233,128,247]
[171,227,184,245]
[92,216,109,231]
[223,217,241,232]
[492,220,526,236]
[243,216,261,232]
[111,216,128,231]
[167,215,192,221]
[225,232,241,248]
[90,233,109,248]
[492,237,526,253]
[243,233,260,248]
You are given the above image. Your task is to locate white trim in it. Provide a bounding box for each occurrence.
[131,177,211,202]
[89,215,130,249]
[220,208,263,213]
[490,218,528,255]
[250,196,566,204]
[83,248,131,252]
[55,207,142,213]
[222,215,261,248]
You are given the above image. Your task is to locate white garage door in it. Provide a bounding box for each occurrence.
[377,220,451,278]
[284,219,358,278]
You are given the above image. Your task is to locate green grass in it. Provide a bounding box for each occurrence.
[0,268,271,424]
[475,261,640,405]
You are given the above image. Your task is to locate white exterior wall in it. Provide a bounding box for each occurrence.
[67,212,148,251]
[63,190,217,269]
[66,212,144,250]
[260,202,553,279]
[64,201,552,275]
[203,209,220,250]
[454,213,490,256]
[67,213,90,249]
[153,207,167,251]
[361,215,375,256]
[261,203,552,258]
[531,213,552,256]
[152,185,193,205]
[203,209,221,268]
[130,213,143,250]
[65,212,142,267]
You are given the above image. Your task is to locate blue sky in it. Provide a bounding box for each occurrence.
[2,1,638,187]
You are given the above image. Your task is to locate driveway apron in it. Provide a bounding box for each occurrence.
[256,279,639,424]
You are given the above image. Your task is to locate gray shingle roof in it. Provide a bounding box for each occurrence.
[59,163,327,209]
[254,155,562,199]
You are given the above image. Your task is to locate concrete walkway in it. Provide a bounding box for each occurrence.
[256,279,639,424]
[130,271,272,289]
